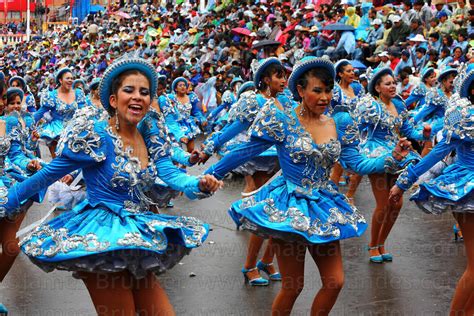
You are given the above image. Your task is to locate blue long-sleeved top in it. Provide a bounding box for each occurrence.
[413,88,449,124]
[2,109,207,216]
[201,91,294,156]
[205,104,406,185]
[396,96,474,191]
[169,91,206,125]
[34,88,86,123]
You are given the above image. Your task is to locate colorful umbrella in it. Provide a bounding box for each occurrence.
[114,11,131,19]
[231,27,251,36]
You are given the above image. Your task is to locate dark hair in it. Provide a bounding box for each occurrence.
[0,80,6,97]
[108,69,150,116]
[258,63,285,90]
[296,67,334,95]
[7,91,22,106]
[403,0,412,8]
[373,73,394,98]
[469,80,474,104]
[429,32,440,40]
[336,61,351,82]
[441,47,451,56]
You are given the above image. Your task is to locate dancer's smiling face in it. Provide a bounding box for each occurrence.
[109,71,151,126]
[296,67,334,116]
[375,74,397,99]
[59,72,74,90]
[6,95,22,113]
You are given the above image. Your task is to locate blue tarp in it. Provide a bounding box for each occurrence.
[90,4,105,13]
[72,0,94,22]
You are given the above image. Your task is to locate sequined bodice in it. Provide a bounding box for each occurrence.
[56,114,158,213]
[253,106,341,193]
[43,89,84,122]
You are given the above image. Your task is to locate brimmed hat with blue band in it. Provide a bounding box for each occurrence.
[230,76,244,88]
[253,57,282,89]
[73,79,86,89]
[237,81,256,99]
[8,76,27,91]
[421,67,435,83]
[89,77,101,91]
[99,58,158,112]
[55,67,72,85]
[6,87,24,102]
[460,69,474,99]
[438,67,458,83]
[171,77,189,92]
[288,56,335,101]
[334,59,351,80]
[368,67,394,96]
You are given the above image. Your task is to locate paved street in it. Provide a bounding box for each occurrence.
[0,154,465,315]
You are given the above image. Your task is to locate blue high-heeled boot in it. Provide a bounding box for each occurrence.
[257,261,282,281]
[242,267,269,286]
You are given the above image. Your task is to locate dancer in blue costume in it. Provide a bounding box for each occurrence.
[0,85,45,316]
[207,76,244,131]
[200,58,292,286]
[355,67,431,263]
[329,60,365,203]
[390,70,474,315]
[205,57,413,315]
[34,68,86,157]
[412,67,457,157]
[405,67,437,110]
[168,77,207,152]
[9,76,36,112]
[0,58,222,315]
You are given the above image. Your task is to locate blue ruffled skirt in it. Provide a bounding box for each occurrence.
[410,163,474,215]
[39,119,64,142]
[20,200,210,279]
[178,118,201,139]
[228,176,367,244]
[359,139,420,173]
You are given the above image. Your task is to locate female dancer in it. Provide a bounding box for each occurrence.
[205,57,412,315]
[355,67,431,263]
[405,67,437,110]
[0,58,222,315]
[390,70,474,315]
[34,68,86,156]
[85,77,108,120]
[412,67,457,157]
[168,77,207,152]
[200,58,292,286]
[0,87,44,297]
[329,60,365,203]
[9,76,36,113]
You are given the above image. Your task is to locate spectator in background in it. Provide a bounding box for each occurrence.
[401,0,417,25]
[409,19,424,37]
[414,46,427,71]
[397,70,414,99]
[413,0,433,31]
[394,50,413,76]
[437,11,456,36]
[386,15,410,48]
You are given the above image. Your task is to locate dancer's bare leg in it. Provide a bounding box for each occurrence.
[330,162,344,185]
[346,173,363,204]
[308,241,344,316]
[133,272,175,316]
[186,139,195,153]
[80,271,136,316]
[450,212,474,315]
[271,239,306,316]
[0,212,27,281]
[367,173,388,258]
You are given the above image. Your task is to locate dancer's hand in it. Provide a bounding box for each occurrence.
[199,152,211,164]
[180,137,189,144]
[201,121,208,128]
[198,174,223,193]
[189,150,201,165]
[392,138,412,161]
[423,125,432,139]
[31,130,40,142]
[60,174,74,185]
[27,160,42,171]
[389,185,404,203]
